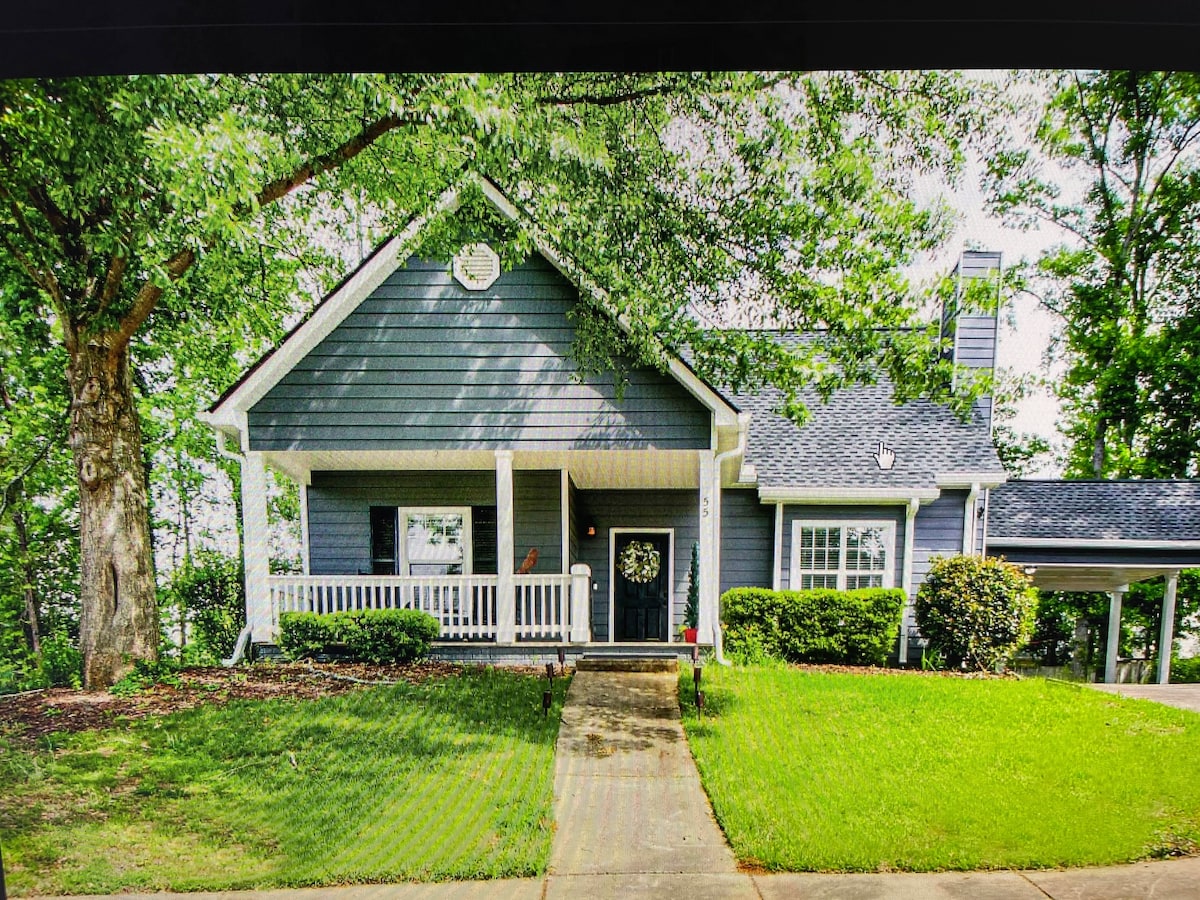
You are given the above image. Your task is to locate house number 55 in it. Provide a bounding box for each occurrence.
[702,497,710,517]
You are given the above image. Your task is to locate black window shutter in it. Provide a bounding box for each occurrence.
[472,505,497,575]
[370,506,398,575]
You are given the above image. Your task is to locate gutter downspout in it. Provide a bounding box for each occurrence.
[214,430,253,667]
[710,413,750,666]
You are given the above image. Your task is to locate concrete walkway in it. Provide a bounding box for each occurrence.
[41,669,1200,900]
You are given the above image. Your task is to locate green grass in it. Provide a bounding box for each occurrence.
[681,665,1200,872]
[0,667,567,895]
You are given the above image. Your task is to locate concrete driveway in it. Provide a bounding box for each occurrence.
[1090,682,1200,714]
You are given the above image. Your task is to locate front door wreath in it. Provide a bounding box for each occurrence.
[618,540,661,584]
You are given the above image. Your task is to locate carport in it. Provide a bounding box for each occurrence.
[986,480,1200,684]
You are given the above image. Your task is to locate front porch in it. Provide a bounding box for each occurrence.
[235,444,739,651]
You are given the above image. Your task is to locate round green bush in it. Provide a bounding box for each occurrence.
[915,555,1036,671]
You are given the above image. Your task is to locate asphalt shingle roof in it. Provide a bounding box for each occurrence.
[988,480,1200,542]
[714,332,1005,492]
[736,383,1003,491]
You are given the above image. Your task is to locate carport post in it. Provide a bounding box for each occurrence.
[1104,585,1127,684]
[1158,570,1180,684]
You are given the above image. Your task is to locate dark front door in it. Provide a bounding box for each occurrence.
[614,532,670,641]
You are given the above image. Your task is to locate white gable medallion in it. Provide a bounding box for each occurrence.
[452,243,501,291]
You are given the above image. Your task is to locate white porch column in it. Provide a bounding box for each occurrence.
[1104,585,1127,684]
[495,450,516,643]
[570,563,591,642]
[1159,570,1181,684]
[898,497,920,665]
[241,451,273,643]
[698,450,718,642]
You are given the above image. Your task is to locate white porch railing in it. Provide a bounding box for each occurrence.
[268,572,583,642]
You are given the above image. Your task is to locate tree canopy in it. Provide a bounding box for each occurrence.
[0,71,993,685]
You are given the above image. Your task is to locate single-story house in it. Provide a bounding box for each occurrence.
[201,172,1200,681]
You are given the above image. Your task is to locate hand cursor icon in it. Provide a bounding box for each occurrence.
[873,442,895,471]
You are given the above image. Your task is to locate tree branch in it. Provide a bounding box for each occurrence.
[110,246,196,355]
[252,114,409,210]
[94,253,128,320]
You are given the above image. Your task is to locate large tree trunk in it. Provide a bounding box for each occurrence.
[69,338,159,689]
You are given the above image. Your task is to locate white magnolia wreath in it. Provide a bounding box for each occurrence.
[618,540,661,584]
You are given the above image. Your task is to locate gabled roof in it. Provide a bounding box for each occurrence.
[705,332,1006,499]
[202,171,739,446]
[988,479,1200,545]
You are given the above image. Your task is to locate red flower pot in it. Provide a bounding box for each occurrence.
[683,627,698,643]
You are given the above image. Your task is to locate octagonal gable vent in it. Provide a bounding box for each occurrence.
[452,243,501,291]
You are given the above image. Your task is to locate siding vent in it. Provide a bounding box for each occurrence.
[452,243,501,290]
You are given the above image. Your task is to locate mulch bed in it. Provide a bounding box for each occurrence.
[785,662,1019,679]
[0,661,556,747]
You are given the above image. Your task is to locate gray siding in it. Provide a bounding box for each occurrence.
[779,505,906,591]
[573,489,699,642]
[720,489,774,593]
[513,470,562,575]
[249,255,711,451]
[912,490,969,592]
[306,469,562,575]
[567,477,580,567]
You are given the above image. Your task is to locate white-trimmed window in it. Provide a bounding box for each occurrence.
[790,520,895,590]
[399,508,472,576]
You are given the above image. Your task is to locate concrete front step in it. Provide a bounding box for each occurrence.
[574,657,680,673]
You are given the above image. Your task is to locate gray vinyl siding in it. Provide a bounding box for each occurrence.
[720,489,774,593]
[567,477,580,568]
[248,255,711,451]
[912,490,969,593]
[957,313,997,425]
[306,469,563,576]
[573,489,699,643]
[513,470,562,576]
[779,505,906,592]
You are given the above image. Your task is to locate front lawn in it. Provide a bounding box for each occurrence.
[0,666,567,895]
[681,665,1200,872]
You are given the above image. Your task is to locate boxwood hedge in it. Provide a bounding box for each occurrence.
[278,608,441,664]
[721,586,904,666]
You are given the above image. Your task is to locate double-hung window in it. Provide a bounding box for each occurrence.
[399,508,471,576]
[790,520,895,590]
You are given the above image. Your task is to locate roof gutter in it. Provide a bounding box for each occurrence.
[709,412,750,667]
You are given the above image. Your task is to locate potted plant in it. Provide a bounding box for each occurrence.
[682,542,700,643]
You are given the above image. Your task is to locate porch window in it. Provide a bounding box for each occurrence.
[400,508,472,576]
[790,521,894,591]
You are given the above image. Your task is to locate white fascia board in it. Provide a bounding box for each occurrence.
[987,536,1200,550]
[758,486,940,504]
[206,182,464,425]
[476,177,741,431]
[936,471,1008,489]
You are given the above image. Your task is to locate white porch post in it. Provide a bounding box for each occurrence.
[1159,570,1181,684]
[241,451,273,643]
[1105,585,1127,684]
[898,497,920,665]
[495,450,516,643]
[698,450,718,643]
[570,563,591,642]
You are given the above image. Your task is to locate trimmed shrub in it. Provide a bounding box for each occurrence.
[278,612,341,660]
[278,609,440,664]
[721,587,905,666]
[915,554,1036,671]
[341,609,441,664]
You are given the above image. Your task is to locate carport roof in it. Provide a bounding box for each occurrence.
[987,479,1200,543]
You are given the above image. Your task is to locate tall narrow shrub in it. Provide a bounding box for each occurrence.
[685,542,700,630]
